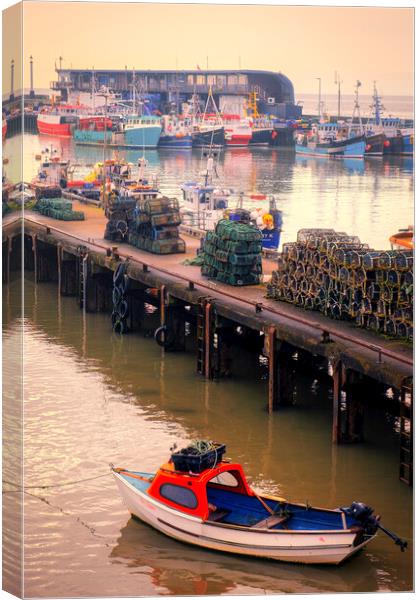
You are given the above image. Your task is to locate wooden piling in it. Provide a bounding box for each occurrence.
[267,326,278,414]
[399,381,413,486]
[31,234,38,283]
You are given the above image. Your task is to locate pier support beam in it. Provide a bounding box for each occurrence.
[60,254,78,296]
[197,297,216,378]
[332,364,365,443]
[265,327,294,413]
[399,380,413,486]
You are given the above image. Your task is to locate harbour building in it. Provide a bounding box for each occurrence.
[51,68,302,119]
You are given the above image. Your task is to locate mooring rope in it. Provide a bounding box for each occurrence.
[2,471,111,491]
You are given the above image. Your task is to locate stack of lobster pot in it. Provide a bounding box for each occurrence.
[127,196,185,254]
[266,228,413,341]
[201,219,262,286]
[104,193,137,242]
[34,197,85,221]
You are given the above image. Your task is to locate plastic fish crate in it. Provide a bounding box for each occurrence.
[171,443,226,473]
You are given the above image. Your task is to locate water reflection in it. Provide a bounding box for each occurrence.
[111,517,381,595]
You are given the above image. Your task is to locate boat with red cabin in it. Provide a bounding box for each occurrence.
[112,442,406,565]
[37,103,86,137]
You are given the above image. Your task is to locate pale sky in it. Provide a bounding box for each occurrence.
[2,2,414,98]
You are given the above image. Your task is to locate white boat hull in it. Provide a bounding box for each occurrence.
[113,472,374,565]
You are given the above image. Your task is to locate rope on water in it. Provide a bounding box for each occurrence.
[2,471,111,491]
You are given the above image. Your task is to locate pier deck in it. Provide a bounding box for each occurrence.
[3,203,412,390]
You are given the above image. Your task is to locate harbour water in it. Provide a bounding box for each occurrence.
[2,131,414,596]
[2,276,413,596]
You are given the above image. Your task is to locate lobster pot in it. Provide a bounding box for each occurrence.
[33,197,85,221]
[267,228,413,340]
[34,185,62,200]
[105,195,185,254]
[201,220,262,286]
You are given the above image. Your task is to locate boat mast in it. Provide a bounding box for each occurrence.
[350,80,363,135]
[91,67,95,113]
[334,71,342,120]
[132,67,136,114]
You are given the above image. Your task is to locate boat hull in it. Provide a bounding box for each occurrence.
[123,125,162,148]
[249,128,273,146]
[365,132,385,156]
[158,134,193,149]
[73,129,113,144]
[113,472,373,565]
[192,127,225,147]
[384,133,414,156]
[37,117,73,138]
[296,136,366,159]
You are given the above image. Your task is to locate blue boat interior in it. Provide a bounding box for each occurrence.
[207,487,348,531]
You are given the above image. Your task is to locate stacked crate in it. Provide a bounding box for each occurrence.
[127,196,185,254]
[201,219,262,286]
[266,229,413,341]
[34,197,85,221]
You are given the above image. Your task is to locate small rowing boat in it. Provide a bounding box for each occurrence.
[112,442,406,565]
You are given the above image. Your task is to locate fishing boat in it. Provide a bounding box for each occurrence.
[158,116,192,149]
[30,147,69,198]
[73,115,115,145]
[181,148,282,250]
[389,226,414,250]
[295,123,366,159]
[223,115,252,147]
[112,442,407,565]
[186,89,225,148]
[364,83,413,156]
[114,115,162,148]
[37,103,86,137]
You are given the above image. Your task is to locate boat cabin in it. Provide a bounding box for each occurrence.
[147,461,256,521]
[181,182,230,212]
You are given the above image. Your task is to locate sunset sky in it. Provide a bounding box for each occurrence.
[2,1,414,98]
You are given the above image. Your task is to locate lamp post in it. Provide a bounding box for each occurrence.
[10,59,15,101]
[316,77,321,119]
[29,55,35,98]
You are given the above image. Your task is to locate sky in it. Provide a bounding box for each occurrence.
[2,1,414,98]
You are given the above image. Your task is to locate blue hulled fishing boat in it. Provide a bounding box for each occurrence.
[295,123,366,159]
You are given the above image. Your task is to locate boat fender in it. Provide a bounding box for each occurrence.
[154,325,175,349]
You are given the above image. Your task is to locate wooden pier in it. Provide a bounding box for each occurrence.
[3,204,413,484]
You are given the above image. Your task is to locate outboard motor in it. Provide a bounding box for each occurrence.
[342,501,408,552]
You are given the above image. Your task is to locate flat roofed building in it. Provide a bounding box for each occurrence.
[51,68,301,119]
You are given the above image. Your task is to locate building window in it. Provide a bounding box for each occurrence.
[207,75,217,85]
[160,483,198,509]
[196,75,205,86]
[227,75,239,86]
[187,75,194,86]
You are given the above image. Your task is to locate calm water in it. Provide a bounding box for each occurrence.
[4,133,414,251]
[2,276,413,597]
